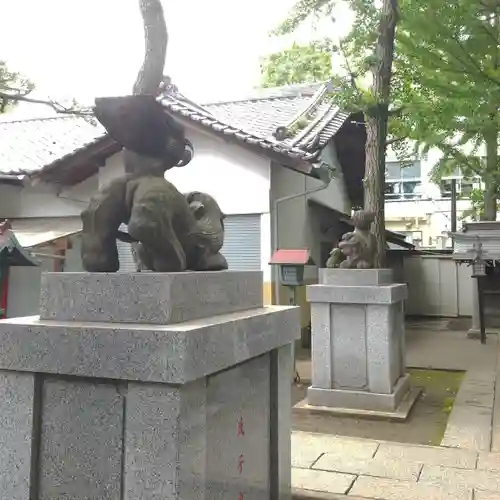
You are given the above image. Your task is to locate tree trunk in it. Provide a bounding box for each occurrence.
[483,128,498,221]
[124,0,168,176]
[133,0,168,96]
[363,0,399,268]
[483,184,497,221]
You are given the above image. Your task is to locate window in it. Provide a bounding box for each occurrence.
[439,178,481,198]
[439,164,483,198]
[385,160,422,200]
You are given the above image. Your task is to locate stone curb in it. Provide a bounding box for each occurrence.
[441,369,496,452]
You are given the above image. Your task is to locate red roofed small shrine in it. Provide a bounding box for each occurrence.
[269,249,315,266]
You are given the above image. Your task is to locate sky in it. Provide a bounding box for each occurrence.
[0,0,352,118]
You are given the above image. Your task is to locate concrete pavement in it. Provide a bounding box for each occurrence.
[292,431,500,499]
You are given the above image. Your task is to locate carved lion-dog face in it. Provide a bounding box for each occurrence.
[185,191,225,252]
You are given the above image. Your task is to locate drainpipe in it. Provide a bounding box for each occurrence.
[272,165,333,306]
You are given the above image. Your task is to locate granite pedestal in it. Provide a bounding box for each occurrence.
[0,270,299,500]
[296,269,419,419]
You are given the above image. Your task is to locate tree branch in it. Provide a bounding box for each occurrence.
[133,0,168,95]
[386,135,406,146]
[448,31,500,87]
[0,92,93,116]
[338,38,358,90]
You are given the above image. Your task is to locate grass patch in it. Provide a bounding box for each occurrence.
[408,368,464,446]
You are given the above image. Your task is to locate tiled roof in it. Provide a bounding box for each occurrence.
[0,116,106,175]
[160,82,351,168]
[0,82,352,179]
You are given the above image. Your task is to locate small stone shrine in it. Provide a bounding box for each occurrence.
[452,221,500,336]
[0,270,298,500]
[297,212,419,418]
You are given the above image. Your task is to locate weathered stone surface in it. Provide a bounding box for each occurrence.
[420,465,500,493]
[454,388,495,408]
[325,210,377,269]
[307,375,410,412]
[274,346,293,500]
[331,304,367,389]
[350,476,472,500]
[0,371,34,500]
[295,386,421,421]
[291,449,324,469]
[124,380,206,500]
[291,468,355,495]
[313,453,422,481]
[0,267,299,500]
[307,270,408,415]
[474,490,500,500]
[206,354,270,500]
[40,271,263,324]
[374,443,477,469]
[38,378,123,500]
[319,268,393,286]
[292,488,366,500]
[0,306,299,384]
[478,452,500,472]
[441,369,494,452]
[310,303,332,389]
[307,283,407,305]
[441,404,492,451]
[291,432,379,464]
[367,303,405,393]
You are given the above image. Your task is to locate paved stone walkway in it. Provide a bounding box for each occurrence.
[292,431,500,499]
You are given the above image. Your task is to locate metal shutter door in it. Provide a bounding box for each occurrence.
[221,214,261,271]
[117,224,136,272]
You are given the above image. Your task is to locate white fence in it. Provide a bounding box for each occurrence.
[400,255,473,317]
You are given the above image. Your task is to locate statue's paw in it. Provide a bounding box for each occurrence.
[195,252,228,271]
[357,261,372,269]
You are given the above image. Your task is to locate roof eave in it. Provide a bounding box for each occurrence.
[30,135,120,186]
[171,113,323,178]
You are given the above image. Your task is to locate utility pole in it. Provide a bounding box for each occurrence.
[451,179,457,249]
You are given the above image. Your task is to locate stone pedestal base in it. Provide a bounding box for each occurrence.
[307,374,410,412]
[298,269,417,419]
[468,328,482,339]
[0,271,299,500]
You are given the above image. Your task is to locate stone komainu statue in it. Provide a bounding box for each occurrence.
[80,95,228,273]
[326,210,378,269]
[130,190,227,272]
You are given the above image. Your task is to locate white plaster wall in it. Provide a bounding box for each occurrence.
[0,176,96,219]
[309,142,351,214]
[166,129,270,215]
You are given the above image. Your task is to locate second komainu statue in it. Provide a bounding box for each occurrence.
[326,210,378,269]
[80,95,228,273]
